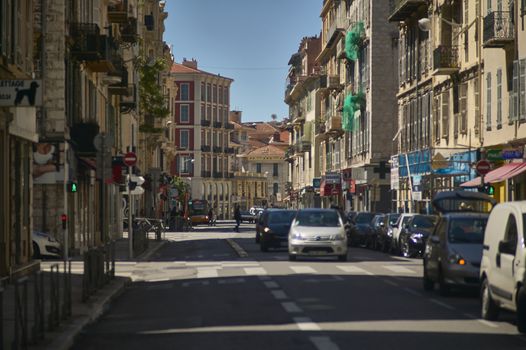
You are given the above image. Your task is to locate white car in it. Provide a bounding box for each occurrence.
[391,213,416,253]
[288,208,348,261]
[480,201,526,333]
[32,231,62,258]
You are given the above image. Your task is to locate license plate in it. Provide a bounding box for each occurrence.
[309,250,326,255]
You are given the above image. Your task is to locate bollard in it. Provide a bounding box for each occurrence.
[32,271,45,343]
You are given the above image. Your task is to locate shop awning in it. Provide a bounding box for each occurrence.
[460,162,526,187]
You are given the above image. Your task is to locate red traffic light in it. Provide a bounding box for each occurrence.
[61,214,68,222]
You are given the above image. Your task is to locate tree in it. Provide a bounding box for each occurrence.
[137,56,169,133]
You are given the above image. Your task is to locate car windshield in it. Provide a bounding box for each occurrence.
[411,215,437,228]
[448,218,488,244]
[355,213,375,224]
[388,214,400,226]
[268,211,296,224]
[295,210,341,227]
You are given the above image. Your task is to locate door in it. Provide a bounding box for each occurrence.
[426,218,446,280]
[492,212,518,303]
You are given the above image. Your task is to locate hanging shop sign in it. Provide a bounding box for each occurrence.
[0,80,43,107]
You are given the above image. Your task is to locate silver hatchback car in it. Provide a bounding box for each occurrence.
[288,209,348,261]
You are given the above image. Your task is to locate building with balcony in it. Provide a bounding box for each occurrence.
[168,59,235,218]
[246,145,287,207]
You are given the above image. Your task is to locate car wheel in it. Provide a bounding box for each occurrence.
[422,262,434,291]
[288,254,296,261]
[32,242,41,259]
[401,237,412,258]
[438,268,450,296]
[517,286,526,333]
[481,278,499,321]
[255,232,260,243]
[338,254,347,262]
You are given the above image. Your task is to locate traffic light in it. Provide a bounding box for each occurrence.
[67,182,78,193]
[478,185,494,195]
[61,214,67,229]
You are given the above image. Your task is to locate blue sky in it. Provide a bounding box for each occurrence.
[164,0,322,122]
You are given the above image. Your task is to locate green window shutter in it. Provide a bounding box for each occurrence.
[520,59,526,121]
[497,68,502,127]
[486,72,492,128]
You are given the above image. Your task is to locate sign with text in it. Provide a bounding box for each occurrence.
[0,80,43,107]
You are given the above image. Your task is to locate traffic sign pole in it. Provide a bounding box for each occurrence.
[128,165,133,259]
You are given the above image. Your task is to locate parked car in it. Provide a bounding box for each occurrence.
[240,210,256,223]
[376,213,401,252]
[369,214,388,250]
[348,212,376,247]
[32,231,61,258]
[398,214,438,258]
[480,200,526,333]
[391,213,417,254]
[259,209,297,252]
[288,208,347,261]
[249,207,265,217]
[423,191,495,296]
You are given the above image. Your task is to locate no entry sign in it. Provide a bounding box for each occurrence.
[475,160,491,176]
[123,152,137,167]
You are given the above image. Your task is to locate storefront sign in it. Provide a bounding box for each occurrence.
[324,172,341,184]
[390,155,399,190]
[0,80,43,106]
[502,148,523,160]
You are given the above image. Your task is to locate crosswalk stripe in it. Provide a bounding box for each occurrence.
[382,265,415,274]
[243,267,267,276]
[336,265,370,274]
[290,266,316,274]
[197,268,219,279]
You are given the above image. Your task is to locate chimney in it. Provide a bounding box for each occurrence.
[229,110,242,124]
[182,58,198,69]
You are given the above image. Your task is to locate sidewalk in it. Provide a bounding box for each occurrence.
[1,238,167,350]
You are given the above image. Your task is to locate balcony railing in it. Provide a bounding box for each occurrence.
[324,16,349,48]
[120,17,137,43]
[108,66,130,96]
[70,24,121,73]
[327,75,341,90]
[213,121,222,128]
[201,170,211,178]
[294,141,311,153]
[315,122,326,135]
[108,0,128,23]
[483,11,514,48]
[225,147,235,154]
[201,119,211,127]
[432,45,459,76]
[389,0,428,22]
[225,123,234,130]
[213,146,222,153]
[326,115,342,133]
[201,145,211,152]
[213,172,223,179]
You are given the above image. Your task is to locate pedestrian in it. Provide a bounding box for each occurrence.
[208,207,215,226]
[234,204,241,232]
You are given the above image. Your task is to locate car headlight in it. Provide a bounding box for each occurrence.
[330,234,345,241]
[290,232,303,240]
[263,227,271,233]
[410,233,424,241]
[448,254,466,265]
[387,228,393,237]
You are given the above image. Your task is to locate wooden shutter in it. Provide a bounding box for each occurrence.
[433,96,440,142]
[520,59,526,121]
[474,77,480,134]
[442,91,449,138]
[497,68,502,126]
[460,82,468,133]
[486,73,492,129]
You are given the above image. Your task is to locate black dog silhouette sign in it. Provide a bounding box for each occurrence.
[0,80,43,107]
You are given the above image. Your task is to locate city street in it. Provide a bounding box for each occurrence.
[72,223,526,350]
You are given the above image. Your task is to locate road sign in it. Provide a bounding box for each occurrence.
[124,152,137,167]
[475,160,492,176]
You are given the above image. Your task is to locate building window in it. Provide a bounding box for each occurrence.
[180,104,189,123]
[460,83,468,133]
[219,86,223,104]
[200,82,205,101]
[273,163,278,177]
[180,83,189,101]
[179,155,192,174]
[180,130,189,149]
[273,183,279,195]
[207,84,211,103]
[441,91,449,138]
[486,72,492,129]
[256,163,262,173]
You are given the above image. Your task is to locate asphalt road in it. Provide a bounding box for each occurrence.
[73,222,526,350]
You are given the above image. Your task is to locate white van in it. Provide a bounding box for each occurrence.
[480,201,526,333]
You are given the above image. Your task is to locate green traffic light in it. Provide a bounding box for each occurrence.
[71,183,77,192]
[487,186,494,195]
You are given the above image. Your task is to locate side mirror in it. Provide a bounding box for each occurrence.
[430,236,440,244]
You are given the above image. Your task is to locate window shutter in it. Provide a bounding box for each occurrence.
[460,83,468,133]
[442,91,449,138]
[474,77,480,134]
[497,68,502,127]
[486,73,492,129]
[433,96,440,142]
[520,59,526,121]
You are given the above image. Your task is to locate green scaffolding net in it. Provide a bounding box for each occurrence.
[345,21,365,61]
[342,91,366,132]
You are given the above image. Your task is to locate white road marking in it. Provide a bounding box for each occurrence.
[281,302,303,313]
[264,281,279,289]
[477,319,499,328]
[258,275,271,281]
[430,298,456,311]
[336,265,371,275]
[403,287,422,297]
[244,267,268,276]
[221,262,260,267]
[383,279,399,287]
[271,290,288,300]
[310,336,340,350]
[217,278,245,285]
[382,265,415,274]
[197,268,219,279]
[294,317,321,331]
[290,266,317,274]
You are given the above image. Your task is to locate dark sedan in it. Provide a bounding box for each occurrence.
[259,210,297,252]
[398,214,438,258]
[376,213,401,252]
[348,212,376,247]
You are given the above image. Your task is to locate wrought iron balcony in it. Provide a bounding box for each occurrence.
[120,17,137,43]
[225,123,234,130]
[389,0,428,22]
[432,45,459,76]
[315,122,326,135]
[213,172,223,179]
[201,145,211,152]
[201,170,211,178]
[213,146,222,153]
[294,141,311,153]
[483,11,514,48]
[201,119,211,127]
[213,121,222,128]
[325,115,342,134]
[108,0,128,23]
[120,86,136,113]
[225,147,235,154]
[324,17,349,48]
[326,75,341,90]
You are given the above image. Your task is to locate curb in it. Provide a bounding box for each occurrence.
[41,278,131,350]
[226,238,249,258]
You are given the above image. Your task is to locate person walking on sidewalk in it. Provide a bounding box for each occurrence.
[234,204,241,232]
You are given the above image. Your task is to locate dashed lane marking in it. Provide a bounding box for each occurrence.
[430,298,456,311]
[217,278,245,285]
[310,336,340,350]
[403,287,422,297]
[263,281,279,289]
[383,279,400,287]
[294,317,321,331]
[281,302,303,313]
[271,290,288,300]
